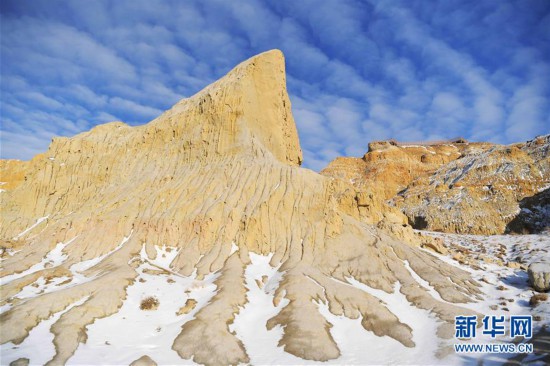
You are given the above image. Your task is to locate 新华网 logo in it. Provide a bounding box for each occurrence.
[453,315,533,354]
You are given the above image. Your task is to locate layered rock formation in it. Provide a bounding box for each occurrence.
[1,50,481,365]
[322,136,550,235]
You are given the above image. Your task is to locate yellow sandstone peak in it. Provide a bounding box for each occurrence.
[43,49,302,167]
[0,51,480,366]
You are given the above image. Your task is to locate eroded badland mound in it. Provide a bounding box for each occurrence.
[322,137,550,235]
[1,50,483,365]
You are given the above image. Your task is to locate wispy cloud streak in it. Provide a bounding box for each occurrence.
[1,0,548,170]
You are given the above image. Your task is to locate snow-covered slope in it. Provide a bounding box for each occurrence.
[2,233,549,365]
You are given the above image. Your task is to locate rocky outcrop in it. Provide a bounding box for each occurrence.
[9,358,29,366]
[321,157,437,249]
[176,298,197,315]
[507,188,550,234]
[529,263,550,292]
[322,136,550,235]
[129,355,157,366]
[0,50,480,365]
[322,139,480,203]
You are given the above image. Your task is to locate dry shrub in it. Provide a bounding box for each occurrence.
[529,293,548,307]
[140,296,159,310]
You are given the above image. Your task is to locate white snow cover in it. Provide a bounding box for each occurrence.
[420,232,550,364]
[140,243,180,269]
[1,235,549,365]
[230,252,308,365]
[230,242,239,255]
[0,237,75,285]
[403,259,462,305]
[67,245,219,365]
[319,277,444,365]
[2,296,90,365]
[14,275,72,300]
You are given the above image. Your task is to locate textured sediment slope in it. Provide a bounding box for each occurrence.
[322,137,550,235]
[1,50,481,365]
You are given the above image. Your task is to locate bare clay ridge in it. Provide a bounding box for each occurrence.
[1,50,480,365]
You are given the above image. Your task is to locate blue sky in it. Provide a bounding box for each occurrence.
[1,0,549,170]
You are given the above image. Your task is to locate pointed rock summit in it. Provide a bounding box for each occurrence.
[1,50,481,365]
[153,49,303,166]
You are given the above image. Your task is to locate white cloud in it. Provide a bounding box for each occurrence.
[108,97,163,120]
[16,92,63,110]
[1,0,548,170]
[431,92,464,114]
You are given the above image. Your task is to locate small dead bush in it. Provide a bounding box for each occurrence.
[140,296,159,310]
[529,293,548,307]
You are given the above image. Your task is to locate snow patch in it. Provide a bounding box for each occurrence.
[12,216,49,240]
[1,296,90,365]
[230,242,239,255]
[68,257,219,365]
[0,237,76,285]
[15,275,72,300]
[403,259,456,305]
[230,253,303,364]
[336,277,446,364]
[139,243,180,270]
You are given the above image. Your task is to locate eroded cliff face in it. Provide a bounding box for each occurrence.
[323,137,550,235]
[0,159,29,191]
[0,50,480,365]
